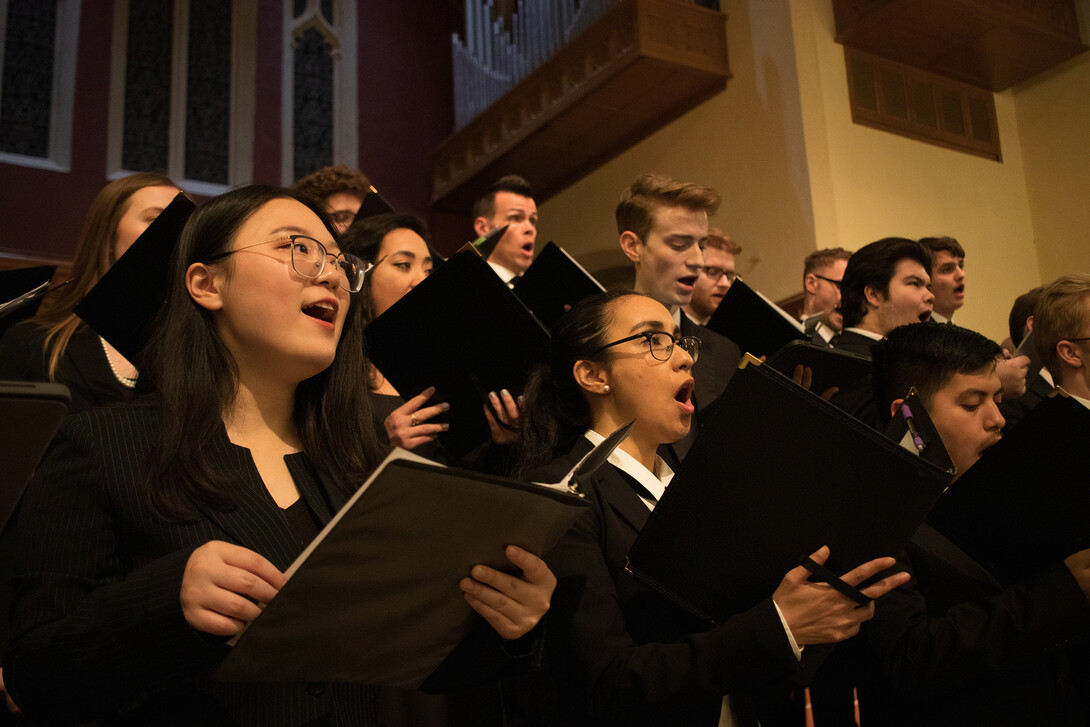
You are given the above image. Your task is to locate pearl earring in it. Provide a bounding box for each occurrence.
[603,384,611,393]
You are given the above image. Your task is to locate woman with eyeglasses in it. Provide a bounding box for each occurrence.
[513,291,908,726]
[341,213,520,459]
[3,187,554,726]
[0,173,180,413]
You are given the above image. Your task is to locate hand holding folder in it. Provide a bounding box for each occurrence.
[626,355,949,626]
[216,448,588,688]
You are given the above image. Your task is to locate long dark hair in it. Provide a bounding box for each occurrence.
[39,172,177,377]
[339,212,434,326]
[142,185,384,519]
[512,290,636,477]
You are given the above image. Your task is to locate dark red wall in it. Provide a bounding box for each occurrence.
[1,0,468,264]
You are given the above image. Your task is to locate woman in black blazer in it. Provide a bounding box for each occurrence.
[4,186,554,726]
[513,291,908,726]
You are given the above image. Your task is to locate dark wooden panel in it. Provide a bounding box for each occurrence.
[833,0,1087,91]
[431,0,730,214]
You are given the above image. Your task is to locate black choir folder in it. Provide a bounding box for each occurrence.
[364,249,551,458]
[512,242,605,331]
[216,448,589,688]
[74,192,196,364]
[926,391,1090,588]
[706,279,807,359]
[0,381,71,533]
[766,340,872,398]
[626,356,951,626]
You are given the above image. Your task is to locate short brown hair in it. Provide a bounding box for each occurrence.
[803,247,851,277]
[615,172,721,244]
[1034,274,1090,386]
[707,228,741,255]
[291,165,371,203]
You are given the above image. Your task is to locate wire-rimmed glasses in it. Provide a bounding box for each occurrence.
[208,235,369,293]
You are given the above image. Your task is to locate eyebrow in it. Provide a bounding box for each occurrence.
[389,250,433,263]
[627,319,668,334]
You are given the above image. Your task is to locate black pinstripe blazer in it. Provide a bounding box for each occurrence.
[4,400,520,726]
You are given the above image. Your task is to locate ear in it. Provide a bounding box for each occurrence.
[1025,315,1034,333]
[803,273,819,295]
[889,397,905,420]
[619,231,642,264]
[573,359,610,396]
[186,262,225,312]
[473,217,491,238]
[1056,341,1085,370]
[863,283,883,310]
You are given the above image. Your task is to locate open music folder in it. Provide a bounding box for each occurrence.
[215,448,590,688]
[926,389,1090,587]
[765,339,873,398]
[363,249,551,458]
[0,265,57,336]
[0,381,70,533]
[625,356,952,626]
[705,279,807,359]
[512,242,605,332]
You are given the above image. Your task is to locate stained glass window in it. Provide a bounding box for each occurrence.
[292,26,333,180]
[121,0,172,172]
[185,2,231,184]
[0,0,57,157]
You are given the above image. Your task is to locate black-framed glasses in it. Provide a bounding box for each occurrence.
[702,266,739,283]
[207,235,369,293]
[1063,337,1090,343]
[814,274,841,288]
[594,331,701,364]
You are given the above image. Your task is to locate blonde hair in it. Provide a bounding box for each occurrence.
[1034,273,1090,385]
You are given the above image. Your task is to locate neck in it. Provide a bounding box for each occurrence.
[801,297,820,318]
[935,304,956,320]
[632,276,679,315]
[593,412,659,472]
[223,375,302,452]
[1061,369,1090,400]
[855,312,886,337]
[681,305,709,326]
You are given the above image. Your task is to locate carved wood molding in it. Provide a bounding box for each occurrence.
[833,0,1087,91]
[432,0,730,213]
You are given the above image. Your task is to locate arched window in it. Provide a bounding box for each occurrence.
[107,0,256,195]
[282,0,357,183]
[0,0,80,171]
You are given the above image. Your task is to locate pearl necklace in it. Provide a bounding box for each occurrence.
[100,336,137,389]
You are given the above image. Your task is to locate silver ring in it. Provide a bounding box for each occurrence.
[410,414,419,427]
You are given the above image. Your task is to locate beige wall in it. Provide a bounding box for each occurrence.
[537,0,817,300]
[539,0,1088,342]
[1013,0,1090,285]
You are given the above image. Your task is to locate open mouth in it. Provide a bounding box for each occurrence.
[954,285,965,296]
[521,242,535,255]
[675,379,695,413]
[919,310,932,322]
[302,300,338,324]
[678,275,697,289]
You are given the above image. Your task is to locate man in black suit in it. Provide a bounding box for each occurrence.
[615,172,741,467]
[834,237,934,359]
[472,175,538,288]
[800,248,851,347]
[828,238,934,427]
[1032,273,1090,407]
[858,322,1090,726]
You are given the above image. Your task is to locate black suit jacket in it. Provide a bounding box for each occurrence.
[530,439,806,727]
[0,321,132,414]
[5,401,522,726]
[659,315,741,468]
[998,370,1054,435]
[858,523,1090,726]
[830,329,877,359]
